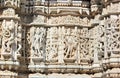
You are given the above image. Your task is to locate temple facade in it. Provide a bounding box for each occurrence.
[0,0,120,78]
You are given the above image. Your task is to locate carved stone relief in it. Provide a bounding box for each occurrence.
[29,26,46,65]
[49,15,90,26]
[106,17,120,56]
[30,27,46,58]
[2,8,15,16]
[63,28,78,63]
[1,19,21,60]
[46,27,58,63]
[91,25,104,63]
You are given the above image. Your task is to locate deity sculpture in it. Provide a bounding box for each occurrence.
[64,29,78,60]
[30,27,46,58]
[2,20,15,53]
[1,18,22,60]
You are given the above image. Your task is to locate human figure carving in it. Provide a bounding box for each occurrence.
[64,35,77,59]
[2,20,15,53]
[31,27,46,57]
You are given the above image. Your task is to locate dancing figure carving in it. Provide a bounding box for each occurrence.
[30,27,46,58]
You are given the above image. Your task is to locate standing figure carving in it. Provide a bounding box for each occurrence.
[64,28,78,59]
[30,27,46,58]
[1,19,22,60]
[2,20,15,53]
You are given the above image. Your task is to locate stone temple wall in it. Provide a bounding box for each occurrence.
[0,0,120,78]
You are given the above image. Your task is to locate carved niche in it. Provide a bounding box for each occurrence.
[1,19,22,60]
[29,27,46,63]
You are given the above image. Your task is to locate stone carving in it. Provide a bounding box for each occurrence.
[16,25,22,55]
[79,28,94,63]
[2,8,15,16]
[46,27,58,62]
[97,25,104,53]
[30,27,46,58]
[1,0,120,77]
[102,3,120,15]
[63,28,78,63]
[91,25,104,63]
[2,20,15,53]
[32,15,45,24]
[106,18,120,55]
[80,38,89,59]
[110,3,119,13]
[1,19,22,60]
[49,15,90,26]
[64,36,77,59]
[59,15,80,24]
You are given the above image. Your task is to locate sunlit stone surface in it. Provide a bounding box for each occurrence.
[0,0,120,78]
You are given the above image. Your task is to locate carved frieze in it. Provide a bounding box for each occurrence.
[49,15,90,26]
